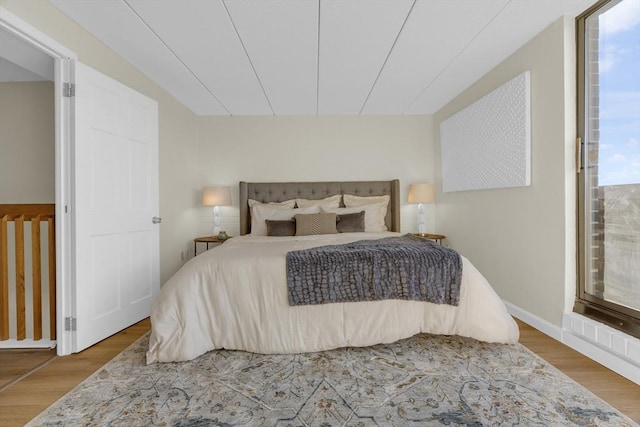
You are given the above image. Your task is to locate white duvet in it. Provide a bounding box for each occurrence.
[147,233,519,363]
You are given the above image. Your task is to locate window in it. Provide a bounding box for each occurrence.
[576,0,640,338]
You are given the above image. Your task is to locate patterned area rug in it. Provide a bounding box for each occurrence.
[28,333,637,426]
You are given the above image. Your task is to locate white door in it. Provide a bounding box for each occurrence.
[73,62,159,352]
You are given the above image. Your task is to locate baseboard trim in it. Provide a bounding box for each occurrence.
[0,339,56,349]
[504,301,640,385]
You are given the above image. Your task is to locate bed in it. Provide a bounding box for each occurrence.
[146,180,519,363]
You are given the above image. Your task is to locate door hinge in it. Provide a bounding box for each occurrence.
[65,317,77,332]
[63,82,75,98]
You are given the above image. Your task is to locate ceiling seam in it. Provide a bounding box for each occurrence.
[316,0,321,115]
[358,0,417,115]
[122,0,232,115]
[401,0,512,114]
[222,0,276,116]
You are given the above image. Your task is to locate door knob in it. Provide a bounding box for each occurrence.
[152,217,162,224]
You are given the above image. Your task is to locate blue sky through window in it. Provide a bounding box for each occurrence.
[597,0,640,186]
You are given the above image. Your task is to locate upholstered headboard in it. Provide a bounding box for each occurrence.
[239,180,401,235]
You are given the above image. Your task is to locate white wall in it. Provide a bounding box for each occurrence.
[0,0,201,283]
[197,115,435,240]
[0,81,55,203]
[433,17,576,327]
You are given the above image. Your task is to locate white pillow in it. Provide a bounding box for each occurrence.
[251,205,320,236]
[248,199,296,234]
[343,194,390,206]
[248,198,296,209]
[343,194,389,231]
[322,202,386,232]
[296,194,341,209]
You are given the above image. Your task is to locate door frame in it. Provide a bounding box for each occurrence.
[0,7,76,355]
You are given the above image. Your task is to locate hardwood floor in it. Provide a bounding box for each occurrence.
[0,348,56,392]
[0,318,638,426]
[516,320,640,423]
[0,318,150,426]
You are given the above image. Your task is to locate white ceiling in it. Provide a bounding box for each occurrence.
[0,27,54,82]
[49,0,595,116]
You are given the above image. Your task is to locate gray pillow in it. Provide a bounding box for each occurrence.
[295,213,337,236]
[266,219,296,236]
[336,211,365,233]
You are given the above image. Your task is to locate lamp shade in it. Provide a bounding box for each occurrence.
[408,183,435,203]
[202,186,232,206]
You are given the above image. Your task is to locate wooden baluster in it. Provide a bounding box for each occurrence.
[15,215,25,340]
[48,216,56,340]
[32,216,42,340]
[0,205,56,343]
[0,215,9,340]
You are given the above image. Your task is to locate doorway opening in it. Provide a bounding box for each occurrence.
[0,26,56,348]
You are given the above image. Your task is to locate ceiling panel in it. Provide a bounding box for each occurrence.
[405,0,599,114]
[225,0,319,115]
[50,0,228,115]
[317,0,412,115]
[362,0,508,115]
[48,0,597,116]
[127,0,272,115]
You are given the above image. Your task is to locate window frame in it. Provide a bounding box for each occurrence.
[575,0,640,338]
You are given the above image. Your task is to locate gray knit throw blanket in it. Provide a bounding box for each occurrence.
[286,234,462,306]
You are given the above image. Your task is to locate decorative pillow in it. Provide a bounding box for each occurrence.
[295,213,337,236]
[251,205,320,236]
[295,194,341,209]
[322,203,386,232]
[266,219,296,236]
[336,211,365,233]
[343,194,390,231]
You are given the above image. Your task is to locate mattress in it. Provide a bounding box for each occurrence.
[147,232,519,363]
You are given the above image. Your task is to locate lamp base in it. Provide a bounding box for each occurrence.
[417,203,427,234]
[213,206,221,236]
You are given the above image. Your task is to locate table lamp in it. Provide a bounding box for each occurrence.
[202,186,232,236]
[408,183,435,234]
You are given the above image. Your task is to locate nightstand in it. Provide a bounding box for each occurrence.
[194,235,230,255]
[413,233,446,245]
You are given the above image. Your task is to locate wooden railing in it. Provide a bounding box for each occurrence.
[0,204,56,342]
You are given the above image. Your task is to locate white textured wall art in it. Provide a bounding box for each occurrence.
[440,71,531,192]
